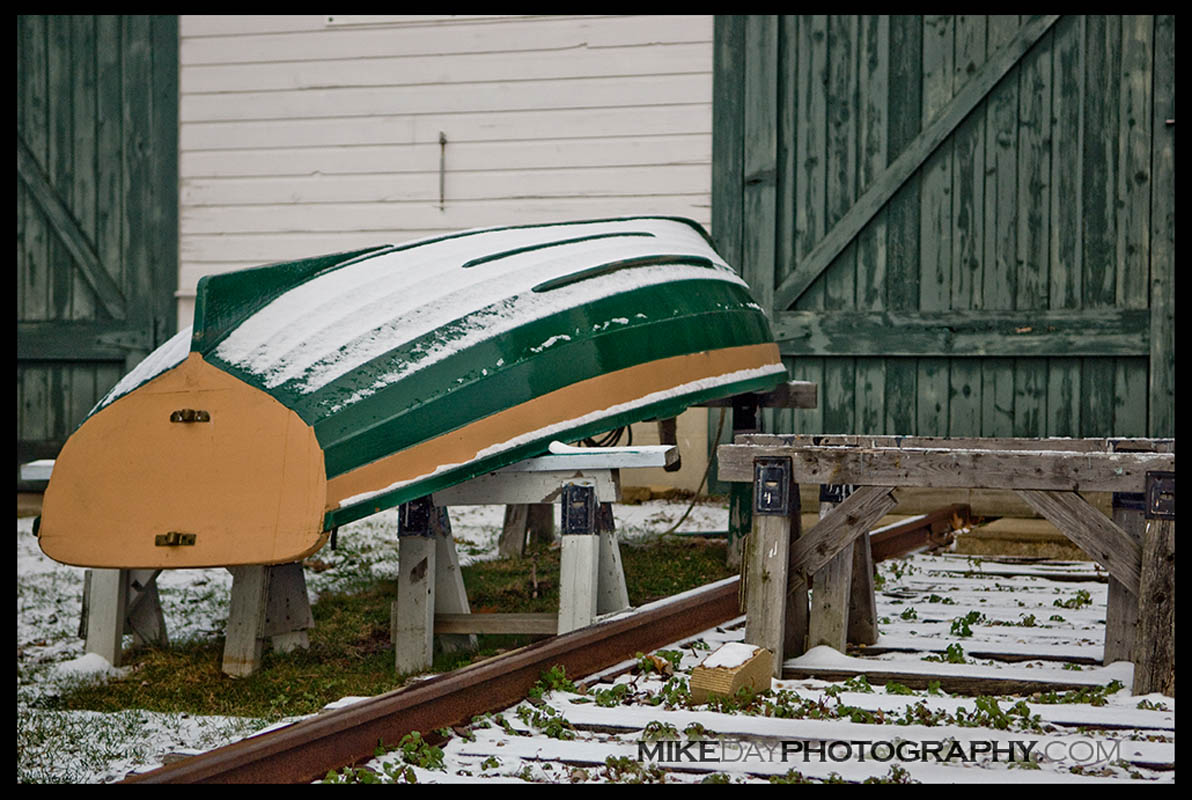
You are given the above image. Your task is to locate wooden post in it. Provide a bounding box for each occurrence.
[394,497,438,675]
[498,504,529,558]
[808,486,855,652]
[744,457,804,677]
[1105,493,1144,664]
[557,482,601,634]
[527,503,555,545]
[1132,472,1175,696]
[83,568,128,666]
[223,565,270,677]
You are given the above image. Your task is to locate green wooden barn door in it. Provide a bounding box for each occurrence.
[713,14,1174,442]
[17,15,179,468]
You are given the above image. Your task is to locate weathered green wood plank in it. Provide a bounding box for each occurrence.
[885,15,921,315]
[48,14,74,324]
[1013,22,1053,441]
[122,14,155,371]
[19,15,51,324]
[774,16,798,291]
[1046,357,1082,436]
[96,14,125,303]
[854,16,888,436]
[1082,16,1120,309]
[981,358,1015,436]
[917,16,954,437]
[982,15,1020,312]
[1013,361,1046,437]
[883,16,922,435]
[70,15,98,322]
[793,14,827,311]
[1148,14,1175,437]
[150,15,181,342]
[823,15,858,435]
[710,15,747,491]
[951,14,986,312]
[949,16,988,436]
[1112,17,1154,439]
[919,14,953,314]
[742,15,778,315]
[773,308,1150,356]
[1046,16,1084,439]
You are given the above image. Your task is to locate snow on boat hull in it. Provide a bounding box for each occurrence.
[38,218,787,568]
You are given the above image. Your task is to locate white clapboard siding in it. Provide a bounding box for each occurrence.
[181,135,711,178]
[178,14,715,328]
[180,15,710,63]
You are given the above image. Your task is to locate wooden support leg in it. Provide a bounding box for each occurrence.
[1133,516,1175,696]
[744,457,804,677]
[500,504,557,558]
[262,563,314,654]
[557,483,600,634]
[809,486,855,653]
[1105,493,1144,664]
[431,507,477,654]
[125,569,168,648]
[394,497,438,675]
[83,568,128,666]
[223,566,270,677]
[847,533,879,646]
[527,503,555,545]
[595,503,630,614]
[499,504,529,558]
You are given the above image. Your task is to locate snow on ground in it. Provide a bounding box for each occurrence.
[16,497,730,783]
[17,502,1176,784]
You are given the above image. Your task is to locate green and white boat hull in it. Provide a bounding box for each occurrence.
[39,217,786,568]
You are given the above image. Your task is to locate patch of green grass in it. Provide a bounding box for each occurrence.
[44,536,732,721]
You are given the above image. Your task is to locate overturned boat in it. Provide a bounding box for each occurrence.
[38,217,787,568]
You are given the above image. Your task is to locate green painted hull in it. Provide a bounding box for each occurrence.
[83,216,787,534]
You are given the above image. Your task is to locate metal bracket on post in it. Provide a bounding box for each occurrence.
[561,482,597,535]
[1112,491,1147,512]
[398,496,435,536]
[754,457,794,515]
[819,484,857,505]
[1145,471,1175,520]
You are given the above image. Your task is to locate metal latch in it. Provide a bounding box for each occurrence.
[754,457,795,515]
[155,531,196,547]
[169,409,210,423]
[561,482,597,535]
[1145,471,1175,520]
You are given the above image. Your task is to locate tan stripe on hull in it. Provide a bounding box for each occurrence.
[327,342,781,510]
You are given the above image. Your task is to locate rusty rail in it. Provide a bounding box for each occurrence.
[869,503,970,562]
[124,577,741,784]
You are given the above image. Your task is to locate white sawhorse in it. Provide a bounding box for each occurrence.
[392,442,677,675]
[80,562,314,676]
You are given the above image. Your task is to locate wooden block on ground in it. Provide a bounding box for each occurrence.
[690,642,773,703]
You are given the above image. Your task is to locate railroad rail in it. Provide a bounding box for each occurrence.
[123,577,741,784]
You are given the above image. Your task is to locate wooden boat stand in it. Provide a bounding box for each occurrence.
[75,381,819,677]
[717,435,1176,695]
[77,443,679,677]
